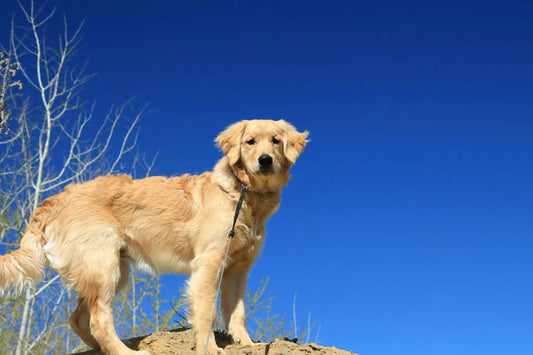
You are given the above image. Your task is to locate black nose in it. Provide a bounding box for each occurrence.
[258,154,273,167]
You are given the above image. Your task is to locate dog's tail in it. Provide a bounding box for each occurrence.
[0,226,48,296]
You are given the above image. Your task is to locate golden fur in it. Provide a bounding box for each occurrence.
[0,119,308,355]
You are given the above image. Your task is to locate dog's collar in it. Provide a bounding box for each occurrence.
[235,177,248,190]
[230,166,249,190]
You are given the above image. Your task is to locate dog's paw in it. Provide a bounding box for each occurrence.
[196,344,225,355]
[230,329,253,346]
[233,336,253,346]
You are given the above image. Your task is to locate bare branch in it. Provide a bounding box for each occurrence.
[109,105,146,173]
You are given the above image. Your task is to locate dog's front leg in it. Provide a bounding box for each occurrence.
[188,253,225,355]
[221,269,253,345]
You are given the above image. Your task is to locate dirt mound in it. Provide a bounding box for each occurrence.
[71,328,356,355]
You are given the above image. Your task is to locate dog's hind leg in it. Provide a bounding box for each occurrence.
[69,298,99,350]
[72,241,149,355]
[70,259,130,351]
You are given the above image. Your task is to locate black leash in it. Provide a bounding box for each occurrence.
[228,183,248,238]
[204,183,248,355]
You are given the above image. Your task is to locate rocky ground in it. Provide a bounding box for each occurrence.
[71,327,356,355]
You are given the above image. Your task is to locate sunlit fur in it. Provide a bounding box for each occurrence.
[0,119,308,355]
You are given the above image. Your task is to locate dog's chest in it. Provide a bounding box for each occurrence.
[227,193,279,265]
[232,217,266,260]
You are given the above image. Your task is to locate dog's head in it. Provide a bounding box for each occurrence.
[215,119,308,191]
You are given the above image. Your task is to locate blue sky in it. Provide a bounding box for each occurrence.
[2,1,533,354]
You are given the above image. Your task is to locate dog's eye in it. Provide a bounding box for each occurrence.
[246,138,255,145]
[272,137,280,145]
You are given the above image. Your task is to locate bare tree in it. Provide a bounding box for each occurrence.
[0,1,151,353]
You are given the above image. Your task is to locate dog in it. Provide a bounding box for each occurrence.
[0,119,308,355]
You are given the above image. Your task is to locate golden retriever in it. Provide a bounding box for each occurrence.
[0,119,308,355]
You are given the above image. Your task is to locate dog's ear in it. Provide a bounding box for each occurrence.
[215,121,248,165]
[279,120,309,164]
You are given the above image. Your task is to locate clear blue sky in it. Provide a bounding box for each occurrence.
[2,1,533,354]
